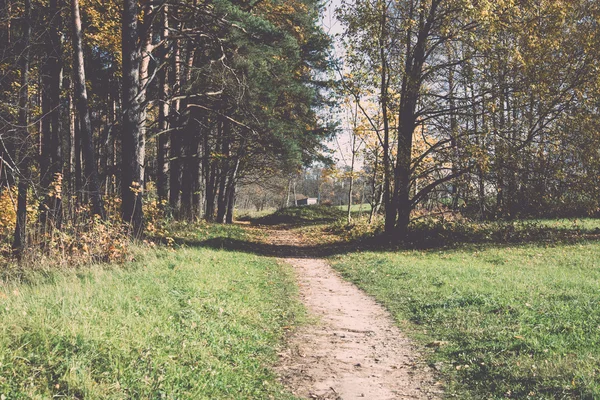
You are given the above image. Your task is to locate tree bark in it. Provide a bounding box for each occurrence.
[72,0,105,220]
[180,112,201,221]
[157,4,169,203]
[225,182,236,224]
[347,106,357,224]
[369,149,381,224]
[379,3,394,234]
[293,179,297,206]
[393,0,440,236]
[448,51,460,210]
[67,80,77,209]
[40,0,63,230]
[203,120,217,221]
[121,0,145,236]
[285,178,292,208]
[205,161,217,222]
[216,121,230,223]
[169,132,182,214]
[168,26,182,216]
[13,0,31,254]
[224,140,243,224]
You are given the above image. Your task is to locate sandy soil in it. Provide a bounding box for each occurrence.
[272,228,442,400]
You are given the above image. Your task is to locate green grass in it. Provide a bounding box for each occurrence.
[0,225,302,399]
[236,208,278,221]
[335,203,372,213]
[532,218,600,232]
[330,240,600,398]
[250,205,346,226]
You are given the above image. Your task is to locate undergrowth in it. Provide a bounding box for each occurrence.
[295,208,600,250]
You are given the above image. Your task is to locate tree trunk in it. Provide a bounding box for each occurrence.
[285,179,292,208]
[225,173,236,225]
[347,116,357,224]
[67,79,76,203]
[224,142,243,224]
[74,116,83,203]
[394,116,413,236]
[216,169,228,223]
[381,99,392,225]
[168,27,182,216]
[448,53,460,210]
[203,121,217,221]
[180,114,200,221]
[13,0,31,254]
[179,142,193,220]
[216,121,230,223]
[72,0,105,220]
[293,180,297,206]
[191,134,202,219]
[40,0,63,230]
[121,0,145,236]
[379,3,394,234]
[392,0,440,237]
[157,4,169,203]
[205,161,217,222]
[169,132,182,215]
[225,182,236,224]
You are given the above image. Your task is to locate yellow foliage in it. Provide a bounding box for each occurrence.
[255,0,309,42]
[0,188,16,237]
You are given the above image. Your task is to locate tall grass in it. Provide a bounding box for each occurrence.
[0,239,302,399]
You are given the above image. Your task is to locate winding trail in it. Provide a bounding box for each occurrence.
[269,227,442,400]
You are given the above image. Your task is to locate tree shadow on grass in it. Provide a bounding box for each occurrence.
[174,221,600,258]
[173,235,354,258]
[451,365,591,399]
[167,207,600,256]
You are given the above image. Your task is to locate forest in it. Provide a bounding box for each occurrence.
[0,0,332,259]
[331,0,600,235]
[2,0,600,257]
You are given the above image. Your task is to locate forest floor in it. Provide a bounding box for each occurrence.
[260,226,441,399]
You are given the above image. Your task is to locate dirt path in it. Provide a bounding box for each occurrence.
[272,228,442,400]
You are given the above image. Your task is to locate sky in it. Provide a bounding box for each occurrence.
[319,0,362,170]
[322,0,344,37]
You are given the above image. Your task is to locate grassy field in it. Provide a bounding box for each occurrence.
[330,240,600,398]
[335,203,372,213]
[0,224,302,399]
[263,206,600,398]
[249,205,347,226]
[5,204,600,399]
